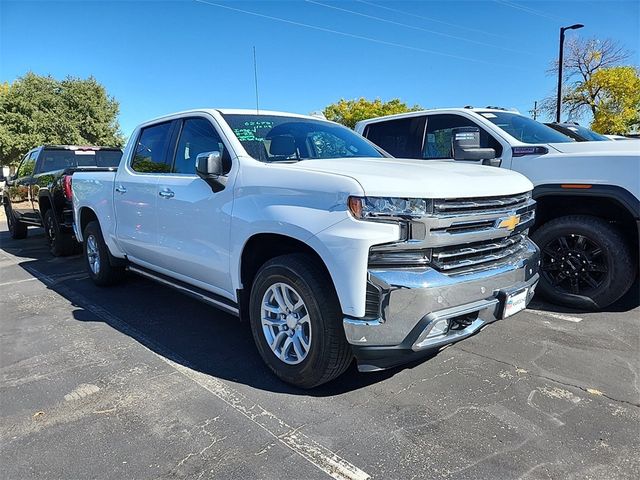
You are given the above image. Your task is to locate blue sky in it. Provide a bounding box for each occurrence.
[1,0,638,137]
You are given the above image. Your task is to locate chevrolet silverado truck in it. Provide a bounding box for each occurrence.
[2,145,122,255]
[356,108,639,310]
[73,109,539,388]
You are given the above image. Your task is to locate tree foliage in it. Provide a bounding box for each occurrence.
[0,72,124,166]
[323,97,422,129]
[540,37,637,132]
[578,66,640,134]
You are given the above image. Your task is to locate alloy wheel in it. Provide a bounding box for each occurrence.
[540,233,608,294]
[261,282,312,365]
[86,234,101,275]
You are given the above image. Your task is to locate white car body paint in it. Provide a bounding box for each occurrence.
[73,109,533,318]
[355,108,640,200]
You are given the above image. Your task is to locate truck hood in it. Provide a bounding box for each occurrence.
[291,157,533,198]
[548,141,639,155]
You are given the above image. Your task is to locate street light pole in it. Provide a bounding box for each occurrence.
[556,23,584,123]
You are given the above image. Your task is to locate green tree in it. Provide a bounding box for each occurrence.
[0,72,125,167]
[540,37,634,127]
[323,97,422,129]
[576,66,640,134]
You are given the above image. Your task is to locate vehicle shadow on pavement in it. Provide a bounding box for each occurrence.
[2,225,636,396]
[1,226,439,396]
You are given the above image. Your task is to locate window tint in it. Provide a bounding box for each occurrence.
[424,114,502,159]
[17,152,37,177]
[37,149,122,173]
[173,118,231,174]
[131,122,173,173]
[364,117,426,158]
[479,111,573,144]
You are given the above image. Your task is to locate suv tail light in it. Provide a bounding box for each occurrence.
[63,175,73,201]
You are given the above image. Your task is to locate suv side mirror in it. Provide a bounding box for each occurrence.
[451,127,496,162]
[196,151,227,192]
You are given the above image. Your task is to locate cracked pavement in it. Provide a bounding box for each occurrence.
[1,221,639,479]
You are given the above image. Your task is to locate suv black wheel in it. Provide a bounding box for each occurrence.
[532,215,636,310]
[249,254,352,388]
[4,202,28,239]
[44,209,75,256]
[83,220,125,286]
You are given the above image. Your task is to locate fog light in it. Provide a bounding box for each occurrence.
[426,319,449,338]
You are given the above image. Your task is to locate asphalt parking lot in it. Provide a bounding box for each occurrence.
[1,220,638,480]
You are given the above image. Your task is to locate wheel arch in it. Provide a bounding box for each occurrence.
[37,192,54,221]
[238,233,339,321]
[532,184,639,254]
[78,207,99,241]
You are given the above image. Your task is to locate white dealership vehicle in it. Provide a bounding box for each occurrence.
[356,108,639,310]
[73,109,539,387]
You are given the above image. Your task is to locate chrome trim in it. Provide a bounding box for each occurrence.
[431,234,529,271]
[344,238,539,347]
[433,192,531,214]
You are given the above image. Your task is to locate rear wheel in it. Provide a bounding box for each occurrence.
[532,215,636,310]
[249,254,352,388]
[44,209,75,256]
[83,220,125,286]
[4,202,28,239]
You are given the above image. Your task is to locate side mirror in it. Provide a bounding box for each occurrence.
[451,127,496,162]
[195,151,227,193]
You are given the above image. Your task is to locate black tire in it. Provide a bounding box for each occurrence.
[44,209,76,256]
[83,220,125,286]
[532,215,636,310]
[249,254,352,388]
[4,202,28,239]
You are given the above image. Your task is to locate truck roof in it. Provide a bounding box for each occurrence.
[354,107,520,129]
[138,108,322,127]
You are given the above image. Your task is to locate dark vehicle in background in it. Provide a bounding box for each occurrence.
[2,145,122,255]
[545,122,611,142]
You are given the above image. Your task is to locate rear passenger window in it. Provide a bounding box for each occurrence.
[364,117,426,158]
[173,118,231,175]
[131,122,173,173]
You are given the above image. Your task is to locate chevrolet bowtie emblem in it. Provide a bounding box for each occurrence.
[498,215,521,231]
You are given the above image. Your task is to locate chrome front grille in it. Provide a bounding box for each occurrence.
[367,192,536,274]
[433,193,531,216]
[431,234,528,272]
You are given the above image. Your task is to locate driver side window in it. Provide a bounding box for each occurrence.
[172,118,231,175]
[424,114,503,159]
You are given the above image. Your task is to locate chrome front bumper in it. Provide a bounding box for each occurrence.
[344,238,540,371]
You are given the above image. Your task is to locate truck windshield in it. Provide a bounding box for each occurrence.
[39,149,123,173]
[478,111,574,144]
[222,114,384,162]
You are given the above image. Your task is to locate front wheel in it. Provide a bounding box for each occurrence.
[83,221,125,286]
[532,215,636,310]
[249,254,352,388]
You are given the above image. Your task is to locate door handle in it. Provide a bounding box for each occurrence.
[158,188,175,199]
[115,185,127,194]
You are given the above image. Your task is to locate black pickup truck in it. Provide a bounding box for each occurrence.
[2,145,122,255]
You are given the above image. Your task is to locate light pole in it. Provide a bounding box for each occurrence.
[556,23,584,123]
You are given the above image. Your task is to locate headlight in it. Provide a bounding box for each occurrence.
[348,196,429,220]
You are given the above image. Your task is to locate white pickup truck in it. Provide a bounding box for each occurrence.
[356,108,639,310]
[73,109,539,387]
